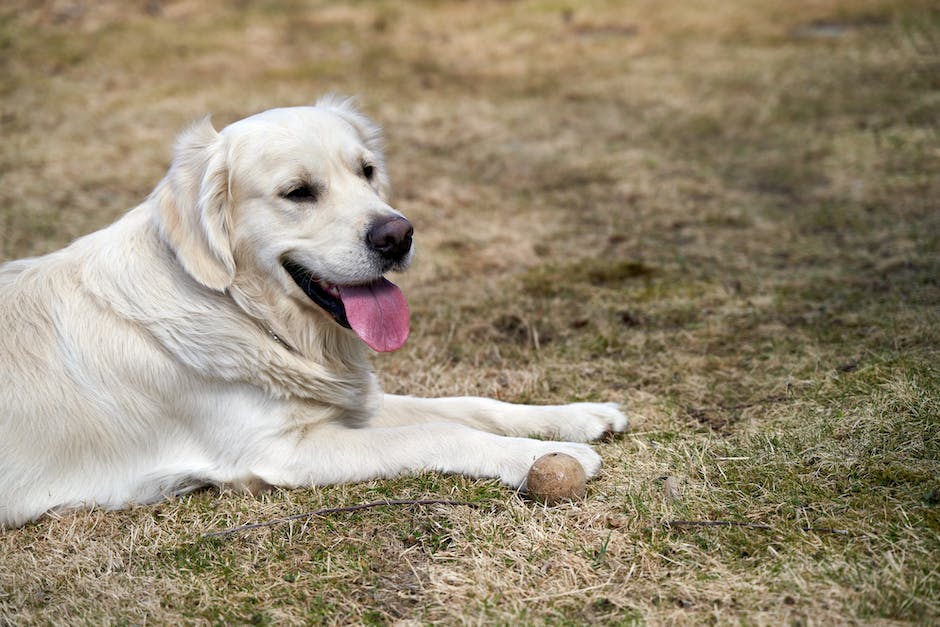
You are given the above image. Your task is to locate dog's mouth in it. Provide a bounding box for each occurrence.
[282,259,410,352]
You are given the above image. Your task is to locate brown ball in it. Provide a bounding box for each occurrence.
[525,452,588,505]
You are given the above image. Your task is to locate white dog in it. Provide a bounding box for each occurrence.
[0,96,627,528]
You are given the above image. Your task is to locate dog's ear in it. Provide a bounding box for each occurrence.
[154,116,236,291]
[315,94,391,199]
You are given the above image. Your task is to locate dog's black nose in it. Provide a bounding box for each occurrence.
[367,216,413,262]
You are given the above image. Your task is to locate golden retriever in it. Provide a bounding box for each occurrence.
[0,96,627,528]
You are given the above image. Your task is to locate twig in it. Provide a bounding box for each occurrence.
[665,519,772,530]
[659,520,849,535]
[204,499,479,539]
[800,526,850,535]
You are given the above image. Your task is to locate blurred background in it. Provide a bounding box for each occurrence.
[3,0,936,405]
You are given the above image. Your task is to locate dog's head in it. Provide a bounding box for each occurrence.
[154,96,412,353]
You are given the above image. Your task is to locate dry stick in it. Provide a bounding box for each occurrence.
[801,526,850,535]
[204,499,479,539]
[665,520,771,531]
[662,520,849,535]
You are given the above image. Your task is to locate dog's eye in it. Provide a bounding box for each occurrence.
[362,163,375,181]
[281,185,318,203]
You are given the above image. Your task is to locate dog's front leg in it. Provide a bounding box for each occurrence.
[371,394,628,442]
[254,423,603,489]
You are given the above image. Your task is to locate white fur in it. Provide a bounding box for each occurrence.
[0,97,628,528]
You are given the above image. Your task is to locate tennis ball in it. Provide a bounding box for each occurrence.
[525,452,588,505]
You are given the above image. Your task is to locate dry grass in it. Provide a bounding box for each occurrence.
[1,0,939,624]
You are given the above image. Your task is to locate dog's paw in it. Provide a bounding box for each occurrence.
[554,402,629,442]
[497,440,602,488]
[546,441,603,478]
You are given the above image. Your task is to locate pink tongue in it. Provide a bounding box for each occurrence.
[337,278,410,352]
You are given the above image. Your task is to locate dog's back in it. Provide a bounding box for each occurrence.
[0,221,206,527]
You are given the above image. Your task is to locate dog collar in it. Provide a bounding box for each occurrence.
[266,326,297,353]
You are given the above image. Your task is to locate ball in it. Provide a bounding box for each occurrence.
[525,452,588,505]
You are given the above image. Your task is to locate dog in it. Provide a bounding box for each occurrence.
[0,96,627,528]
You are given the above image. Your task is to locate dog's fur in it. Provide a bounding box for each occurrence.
[0,96,627,528]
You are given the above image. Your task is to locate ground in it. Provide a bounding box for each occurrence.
[1,0,938,624]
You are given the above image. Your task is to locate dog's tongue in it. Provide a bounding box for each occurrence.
[338,279,410,352]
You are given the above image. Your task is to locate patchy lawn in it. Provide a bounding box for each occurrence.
[1,0,938,623]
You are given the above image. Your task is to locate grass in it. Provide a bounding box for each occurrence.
[1,0,939,623]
